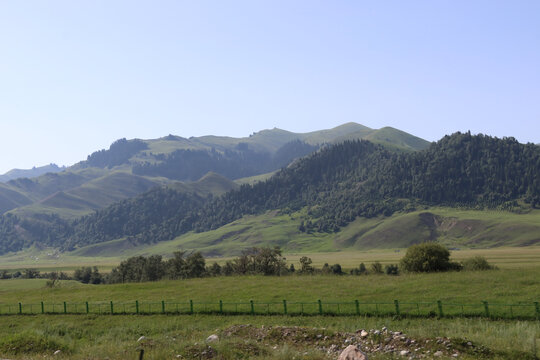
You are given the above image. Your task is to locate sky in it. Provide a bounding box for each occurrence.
[1,1,539,173]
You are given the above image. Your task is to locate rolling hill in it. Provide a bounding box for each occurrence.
[70,207,540,258]
[0,164,65,183]
[0,123,428,220]
[0,131,537,256]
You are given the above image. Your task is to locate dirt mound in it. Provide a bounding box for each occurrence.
[220,324,484,358]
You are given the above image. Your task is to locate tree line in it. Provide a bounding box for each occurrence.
[0,244,496,286]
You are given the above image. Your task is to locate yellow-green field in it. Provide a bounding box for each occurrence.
[1,246,540,359]
[2,246,539,274]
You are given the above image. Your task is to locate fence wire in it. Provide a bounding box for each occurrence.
[1,300,538,320]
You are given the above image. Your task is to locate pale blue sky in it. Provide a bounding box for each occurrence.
[1,1,539,173]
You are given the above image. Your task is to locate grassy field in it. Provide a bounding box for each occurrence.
[1,248,540,359]
[1,245,540,275]
[2,267,539,305]
[1,271,540,359]
[0,314,538,359]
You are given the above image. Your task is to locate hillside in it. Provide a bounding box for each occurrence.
[0,132,537,256]
[0,123,414,219]
[70,207,540,258]
[0,164,65,183]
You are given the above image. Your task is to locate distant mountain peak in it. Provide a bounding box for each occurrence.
[0,163,65,183]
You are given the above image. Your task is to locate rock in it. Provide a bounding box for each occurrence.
[54,350,62,355]
[400,350,410,356]
[360,330,369,338]
[373,330,381,336]
[206,334,219,343]
[434,351,443,357]
[327,344,339,354]
[137,336,146,342]
[337,345,368,360]
[452,354,459,358]
[467,341,472,346]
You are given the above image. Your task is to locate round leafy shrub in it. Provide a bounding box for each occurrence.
[461,256,496,271]
[400,243,460,272]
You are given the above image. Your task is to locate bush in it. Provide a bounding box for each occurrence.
[385,264,399,275]
[371,261,383,274]
[461,256,497,271]
[400,243,460,272]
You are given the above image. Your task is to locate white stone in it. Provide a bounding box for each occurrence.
[360,330,369,338]
[54,350,62,355]
[434,351,444,357]
[337,345,368,360]
[400,350,410,356]
[206,334,219,343]
[137,336,146,342]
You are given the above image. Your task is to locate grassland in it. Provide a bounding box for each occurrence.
[2,266,540,304]
[0,314,538,359]
[1,268,540,359]
[47,206,540,261]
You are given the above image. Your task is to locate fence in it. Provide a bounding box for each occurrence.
[1,300,538,320]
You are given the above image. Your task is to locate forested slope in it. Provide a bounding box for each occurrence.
[0,132,537,254]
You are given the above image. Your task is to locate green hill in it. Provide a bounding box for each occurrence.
[1,132,538,257]
[69,207,540,258]
[0,183,32,213]
[0,123,426,221]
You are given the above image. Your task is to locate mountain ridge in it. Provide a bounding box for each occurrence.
[1,131,538,256]
[0,123,428,219]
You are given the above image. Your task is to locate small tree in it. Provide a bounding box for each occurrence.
[299,256,314,274]
[385,264,399,275]
[208,262,222,276]
[330,264,343,275]
[371,261,383,274]
[400,243,460,272]
[321,263,331,274]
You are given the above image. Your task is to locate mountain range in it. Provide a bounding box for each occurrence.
[0,123,428,219]
[1,123,538,258]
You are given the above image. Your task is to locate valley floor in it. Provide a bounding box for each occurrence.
[1,265,539,359]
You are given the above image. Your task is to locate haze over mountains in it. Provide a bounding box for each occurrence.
[1,122,539,258]
[0,123,428,218]
[0,164,65,183]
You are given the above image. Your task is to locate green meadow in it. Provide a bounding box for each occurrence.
[1,269,540,359]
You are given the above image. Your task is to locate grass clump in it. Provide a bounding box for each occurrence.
[0,330,70,355]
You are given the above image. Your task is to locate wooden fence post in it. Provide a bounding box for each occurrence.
[190,300,193,314]
[219,300,223,314]
[283,300,287,315]
[355,300,360,315]
[394,300,400,316]
[318,299,322,315]
[63,301,67,314]
[41,301,44,314]
[161,300,165,314]
[110,301,114,315]
[482,301,489,317]
[136,300,139,314]
[250,300,254,315]
[437,300,443,317]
